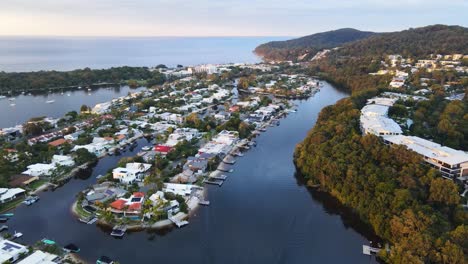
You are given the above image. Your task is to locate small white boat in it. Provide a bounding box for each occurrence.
[46,100,55,104]
[10,103,16,106]
[12,231,23,239]
[8,98,15,101]
[0,96,6,100]
[67,93,71,96]
[141,146,151,151]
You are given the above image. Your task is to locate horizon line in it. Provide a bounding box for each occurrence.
[0,34,297,38]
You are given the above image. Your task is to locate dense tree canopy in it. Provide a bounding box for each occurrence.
[294,97,467,263]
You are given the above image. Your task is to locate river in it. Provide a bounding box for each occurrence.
[0,86,146,128]
[6,82,379,264]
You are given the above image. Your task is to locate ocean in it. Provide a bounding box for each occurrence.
[0,36,287,72]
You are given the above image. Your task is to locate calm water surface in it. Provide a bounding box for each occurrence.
[7,83,378,264]
[0,37,287,72]
[0,86,146,128]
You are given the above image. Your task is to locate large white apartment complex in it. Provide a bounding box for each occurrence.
[360,95,468,182]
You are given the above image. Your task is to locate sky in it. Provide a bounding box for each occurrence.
[0,0,467,37]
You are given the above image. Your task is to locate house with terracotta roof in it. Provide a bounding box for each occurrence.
[48,138,69,148]
[109,192,145,214]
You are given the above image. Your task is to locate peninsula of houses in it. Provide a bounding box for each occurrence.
[0,61,321,262]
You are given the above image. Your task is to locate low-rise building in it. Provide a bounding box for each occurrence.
[0,188,26,204]
[112,162,152,184]
[17,250,60,264]
[0,239,28,263]
[383,135,468,181]
[163,183,196,196]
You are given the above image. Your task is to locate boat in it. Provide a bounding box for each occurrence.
[0,225,8,232]
[67,93,71,96]
[96,174,103,179]
[0,218,8,223]
[78,86,82,89]
[0,213,14,218]
[45,99,55,104]
[110,225,127,237]
[0,96,6,99]
[41,239,56,245]
[23,195,39,206]
[96,256,115,264]
[63,243,80,253]
[8,98,15,101]
[12,231,23,239]
[9,103,16,106]
[141,146,151,151]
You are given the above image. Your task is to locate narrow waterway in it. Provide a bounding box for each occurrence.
[7,82,379,264]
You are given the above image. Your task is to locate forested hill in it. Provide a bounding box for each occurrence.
[334,25,468,58]
[254,28,376,61]
[255,25,468,62]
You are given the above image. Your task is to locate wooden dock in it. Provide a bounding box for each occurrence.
[203,179,223,186]
[210,174,228,180]
[222,156,236,165]
[169,216,189,228]
[198,200,210,206]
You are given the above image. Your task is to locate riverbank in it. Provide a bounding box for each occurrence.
[4,82,380,264]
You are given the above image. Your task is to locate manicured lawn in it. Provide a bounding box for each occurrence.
[27,179,49,191]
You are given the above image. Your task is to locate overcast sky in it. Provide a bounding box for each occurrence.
[0,0,467,36]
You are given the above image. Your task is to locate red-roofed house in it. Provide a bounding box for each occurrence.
[116,134,126,142]
[109,193,145,214]
[110,199,126,210]
[48,138,68,147]
[155,145,173,155]
[229,105,240,113]
[133,192,145,198]
[128,203,142,211]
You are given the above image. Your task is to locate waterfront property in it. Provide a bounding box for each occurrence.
[112,162,152,184]
[360,94,468,185]
[0,238,28,263]
[383,135,468,180]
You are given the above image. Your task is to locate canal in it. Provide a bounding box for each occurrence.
[7,82,379,264]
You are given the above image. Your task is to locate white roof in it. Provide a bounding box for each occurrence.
[366,98,396,107]
[0,239,28,262]
[384,135,468,165]
[18,250,59,264]
[0,188,25,201]
[360,104,402,135]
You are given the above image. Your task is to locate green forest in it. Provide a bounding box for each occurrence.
[289,24,468,263]
[254,28,375,61]
[0,66,165,93]
[256,25,468,62]
[294,97,467,263]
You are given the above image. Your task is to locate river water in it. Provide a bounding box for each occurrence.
[0,86,146,128]
[6,83,378,264]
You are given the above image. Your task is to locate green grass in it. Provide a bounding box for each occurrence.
[0,197,25,213]
[75,203,92,218]
[27,179,48,191]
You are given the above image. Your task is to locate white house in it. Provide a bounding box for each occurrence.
[0,239,28,263]
[163,183,196,196]
[52,155,75,167]
[22,163,56,177]
[18,250,60,264]
[0,188,25,204]
[92,102,112,114]
[112,162,152,184]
